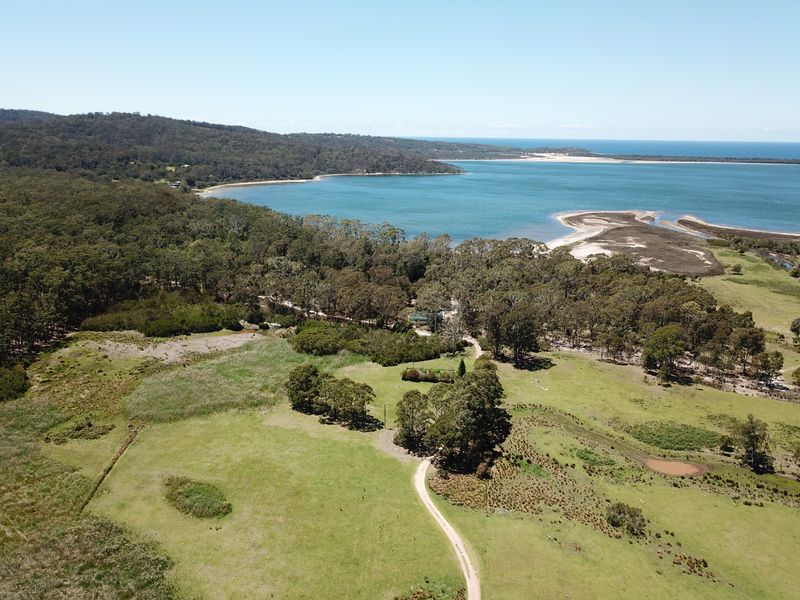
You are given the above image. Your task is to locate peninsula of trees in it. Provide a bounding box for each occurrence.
[0,110,524,188]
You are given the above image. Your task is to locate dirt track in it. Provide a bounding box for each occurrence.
[414,459,480,600]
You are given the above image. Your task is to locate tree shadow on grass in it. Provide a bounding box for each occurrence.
[496,354,555,372]
[644,368,694,387]
[318,414,384,432]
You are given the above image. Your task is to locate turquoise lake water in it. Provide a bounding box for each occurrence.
[210,160,800,243]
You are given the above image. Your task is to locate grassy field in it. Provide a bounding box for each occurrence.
[434,470,800,600]
[14,324,800,599]
[427,395,800,599]
[345,345,800,458]
[126,333,363,421]
[37,333,462,599]
[499,351,800,456]
[1,337,177,598]
[700,247,800,337]
[335,351,476,427]
[63,407,461,599]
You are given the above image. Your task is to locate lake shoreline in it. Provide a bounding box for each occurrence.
[198,161,800,247]
[676,215,800,240]
[197,172,457,197]
[448,153,800,165]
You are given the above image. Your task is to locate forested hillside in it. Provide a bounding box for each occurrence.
[0,112,523,187]
[0,109,57,123]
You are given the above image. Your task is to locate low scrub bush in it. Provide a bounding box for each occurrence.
[626,421,721,451]
[262,312,301,327]
[606,502,647,536]
[163,476,232,518]
[358,330,456,366]
[45,416,115,444]
[0,364,29,401]
[290,320,354,355]
[394,582,466,600]
[401,368,455,383]
[574,447,615,466]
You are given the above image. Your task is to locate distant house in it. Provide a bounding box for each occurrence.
[409,311,439,323]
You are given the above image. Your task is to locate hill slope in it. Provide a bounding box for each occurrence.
[0,112,521,187]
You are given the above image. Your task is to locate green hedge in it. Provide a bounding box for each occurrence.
[163,476,232,518]
[401,368,456,383]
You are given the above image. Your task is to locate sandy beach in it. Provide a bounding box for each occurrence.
[677,215,800,240]
[448,153,800,166]
[197,171,455,197]
[547,210,658,249]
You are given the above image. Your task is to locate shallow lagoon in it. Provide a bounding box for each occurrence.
[209,160,800,243]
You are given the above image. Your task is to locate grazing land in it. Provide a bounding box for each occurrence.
[35,332,462,599]
[84,408,461,599]
[16,324,800,599]
[699,246,800,338]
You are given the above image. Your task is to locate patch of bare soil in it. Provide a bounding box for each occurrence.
[644,458,707,477]
[374,429,416,463]
[86,331,260,363]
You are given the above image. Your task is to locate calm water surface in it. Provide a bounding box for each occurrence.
[210,160,800,243]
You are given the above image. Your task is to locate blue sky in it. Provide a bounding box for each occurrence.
[3,0,799,140]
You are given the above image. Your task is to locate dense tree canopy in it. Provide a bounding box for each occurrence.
[0,112,530,187]
[394,359,511,471]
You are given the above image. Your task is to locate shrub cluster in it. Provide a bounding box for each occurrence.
[163,476,232,518]
[401,368,456,383]
[606,502,647,536]
[0,364,29,402]
[394,359,511,471]
[261,313,301,328]
[626,421,721,451]
[285,364,379,430]
[45,417,115,444]
[80,293,250,338]
[290,320,457,366]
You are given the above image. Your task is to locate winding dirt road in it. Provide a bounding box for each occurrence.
[414,459,481,600]
[463,335,483,359]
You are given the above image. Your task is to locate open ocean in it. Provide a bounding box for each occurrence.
[209,140,800,243]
